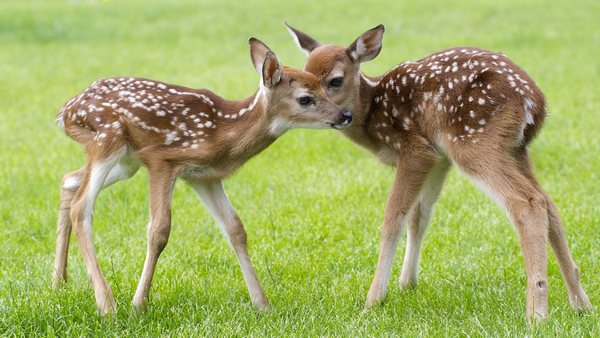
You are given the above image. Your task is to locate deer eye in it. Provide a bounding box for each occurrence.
[329,77,343,88]
[297,96,313,106]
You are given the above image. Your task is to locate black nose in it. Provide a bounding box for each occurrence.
[342,110,352,123]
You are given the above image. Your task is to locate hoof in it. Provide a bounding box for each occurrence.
[52,275,67,290]
[253,298,271,313]
[364,290,386,310]
[571,293,594,312]
[527,313,547,326]
[399,279,418,292]
[96,289,117,316]
[98,297,117,316]
[131,298,148,314]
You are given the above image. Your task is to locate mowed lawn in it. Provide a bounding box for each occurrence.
[1,0,599,336]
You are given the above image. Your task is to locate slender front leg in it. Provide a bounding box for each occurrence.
[365,153,436,309]
[399,158,450,290]
[190,180,269,310]
[132,164,178,311]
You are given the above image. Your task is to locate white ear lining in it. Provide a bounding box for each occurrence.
[286,25,311,56]
[356,40,367,57]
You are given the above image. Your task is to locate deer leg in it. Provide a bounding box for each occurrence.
[190,180,269,310]
[459,153,549,323]
[132,164,177,311]
[102,155,140,188]
[365,151,436,309]
[70,154,122,315]
[519,153,592,311]
[399,158,450,290]
[53,167,86,289]
[53,156,140,289]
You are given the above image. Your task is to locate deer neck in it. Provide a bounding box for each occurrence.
[213,89,278,163]
[338,72,380,149]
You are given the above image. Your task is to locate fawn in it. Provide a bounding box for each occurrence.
[286,23,592,322]
[53,37,352,315]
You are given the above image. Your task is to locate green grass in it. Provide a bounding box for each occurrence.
[1,0,599,336]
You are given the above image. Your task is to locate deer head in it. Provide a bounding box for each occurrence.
[285,22,384,112]
[249,37,352,135]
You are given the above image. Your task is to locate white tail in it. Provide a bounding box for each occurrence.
[286,23,592,323]
[52,37,351,315]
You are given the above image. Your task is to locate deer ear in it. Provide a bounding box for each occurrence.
[249,37,273,73]
[346,24,385,63]
[262,51,282,88]
[285,21,321,55]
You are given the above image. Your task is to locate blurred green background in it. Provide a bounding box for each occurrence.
[0,0,598,336]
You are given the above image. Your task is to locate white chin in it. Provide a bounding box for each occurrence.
[331,121,350,130]
[269,119,329,136]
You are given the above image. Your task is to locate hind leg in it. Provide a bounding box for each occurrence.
[53,167,86,288]
[52,156,140,289]
[70,150,130,315]
[455,150,549,323]
[519,152,592,310]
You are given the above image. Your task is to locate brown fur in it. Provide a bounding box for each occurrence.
[52,38,349,315]
[287,23,592,322]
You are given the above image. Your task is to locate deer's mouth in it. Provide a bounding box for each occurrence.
[331,120,351,130]
[331,110,352,129]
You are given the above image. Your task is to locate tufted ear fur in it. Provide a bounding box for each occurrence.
[249,37,282,88]
[285,21,321,55]
[346,24,385,63]
[261,51,282,88]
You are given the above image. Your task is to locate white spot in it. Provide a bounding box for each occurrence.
[524,98,535,125]
[402,116,411,130]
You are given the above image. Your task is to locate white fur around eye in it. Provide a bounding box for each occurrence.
[328,63,346,82]
[293,87,311,100]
